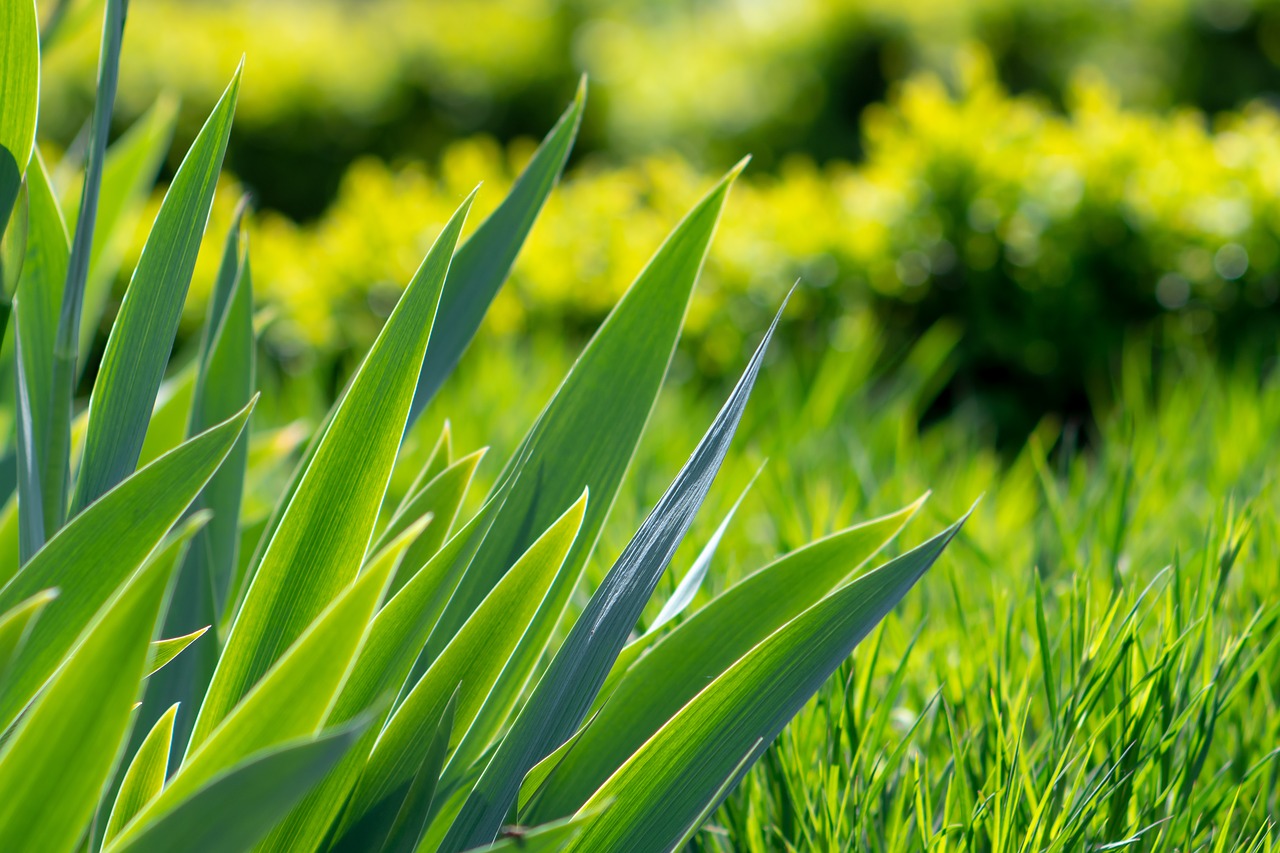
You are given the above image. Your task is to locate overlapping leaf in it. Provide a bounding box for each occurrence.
[193,192,474,744]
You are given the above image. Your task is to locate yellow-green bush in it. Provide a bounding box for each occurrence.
[110,53,1280,435]
[39,0,1280,163]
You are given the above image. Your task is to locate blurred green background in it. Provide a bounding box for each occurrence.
[34,0,1280,441]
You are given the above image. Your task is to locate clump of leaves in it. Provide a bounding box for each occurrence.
[0,1,965,850]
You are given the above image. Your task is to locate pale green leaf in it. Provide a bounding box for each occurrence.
[193,192,474,744]
[107,716,374,853]
[0,398,254,729]
[0,587,55,685]
[145,626,209,677]
[0,0,39,232]
[0,520,182,851]
[343,491,588,832]
[105,703,179,844]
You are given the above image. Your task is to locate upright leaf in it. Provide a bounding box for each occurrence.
[340,492,588,833]
[76,96,180,359]
[107,718,374,853]
[0,0,39,234]
[140,544,400,828]
[48,0,127,533]
[0,587,55,685]
[72,66,242,512]
[14,154,69,557]
[192,192,474,745]
[407,80,585,426]
[105,703,179,844]
[441,293,784,851]
[146,208,255,754]
[421,162,746,680]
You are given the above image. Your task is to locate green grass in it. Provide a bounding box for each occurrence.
[2,0,1277,850]
[402,324,1280,850]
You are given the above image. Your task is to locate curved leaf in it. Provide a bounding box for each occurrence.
[0,398,255,729]
[565,511,972,852]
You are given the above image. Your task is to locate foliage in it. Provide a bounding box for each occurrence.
[0,2,965,851]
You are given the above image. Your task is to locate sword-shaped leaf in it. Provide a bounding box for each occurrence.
[193,192,474,744]
[440,293,785,851]
[0,399,254,730]
[72,66,241,512]
[565,511,972,852]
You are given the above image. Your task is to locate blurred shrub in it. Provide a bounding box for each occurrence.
[114,54,1280,436]
[39,0,1280,193]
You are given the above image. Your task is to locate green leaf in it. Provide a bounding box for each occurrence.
[137,539,400,831]
[0,0,39,234]
[467,811,598,853]
[14,153,69,557]
[145,626,210,677]
[0,519,181,851]
[48,0,128,534]
[525,498,925,820]
[0,398,255,730]
[341,492,588,834]
[107,717,374,853]
[407,81,584,426]
[564,511,972,852]
[331,689,458,853]
[394,421,452,517]
[136,365,197,469]
[257,480,523,852]
[72,66,242,513]
[73,96,180,359]
[146,208,255,755]
[647,464,762,634]
[373,448,485,596]
[441,290,781,851]
[193,192,475,745]
[422,161,745,684]
[105,703,179,844]
[0,587,55,685]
